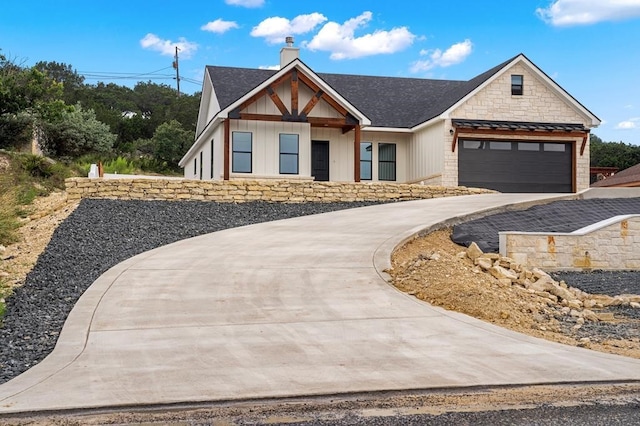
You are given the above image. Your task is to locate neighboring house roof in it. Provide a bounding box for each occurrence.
[592,162,640,187]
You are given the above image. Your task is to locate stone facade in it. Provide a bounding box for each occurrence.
[65,178,493,203]
[499,215,640,271]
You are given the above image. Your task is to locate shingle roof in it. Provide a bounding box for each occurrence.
[591,162,640,187]
[206,55,517,128]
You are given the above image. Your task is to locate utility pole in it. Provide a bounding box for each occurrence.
[173,46,181,97]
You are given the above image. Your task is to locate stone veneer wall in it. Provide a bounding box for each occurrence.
[500,215,640,271]
[65,178,493,203]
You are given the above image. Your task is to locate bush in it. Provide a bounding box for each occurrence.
[102,156,135,174]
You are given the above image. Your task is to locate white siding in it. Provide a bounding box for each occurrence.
[406,123,445,184]
[361,131,410,183]
[230,120,311,178]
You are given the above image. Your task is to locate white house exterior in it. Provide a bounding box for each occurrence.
[180,45,600,193]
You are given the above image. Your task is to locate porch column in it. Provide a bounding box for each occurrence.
[354,125,361,182]
[223,118,230,180]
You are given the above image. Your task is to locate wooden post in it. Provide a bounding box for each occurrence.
[354,125,361,182]
[224,119,230,180]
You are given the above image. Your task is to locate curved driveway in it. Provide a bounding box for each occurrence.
[1,193,640,413]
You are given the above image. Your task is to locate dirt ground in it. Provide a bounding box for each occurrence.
[389,228,640,359]
[0,192,79,292]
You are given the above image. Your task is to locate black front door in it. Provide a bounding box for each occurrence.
[311,141,330,181]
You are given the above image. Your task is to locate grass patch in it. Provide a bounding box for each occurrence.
[0,150,75,246]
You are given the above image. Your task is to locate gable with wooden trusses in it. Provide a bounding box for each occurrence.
[222,60,370,134]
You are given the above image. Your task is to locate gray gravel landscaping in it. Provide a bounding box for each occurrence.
[0,199,384,384]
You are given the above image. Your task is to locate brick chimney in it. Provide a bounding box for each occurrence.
[280,36,299,68]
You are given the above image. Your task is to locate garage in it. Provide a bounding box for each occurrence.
[458,139,573,193]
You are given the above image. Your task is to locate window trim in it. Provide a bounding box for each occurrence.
[360,142,373,180]
[279,133,299,175]
[232,131,252,173]
[378,143,396,181]
[511,74,523,96]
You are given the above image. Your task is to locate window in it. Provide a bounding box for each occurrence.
[489,141,512,150]
[511,74,523,96]
[193,158,197,176]
[211,139,215,179]
[544,143,566,152]
[360,142,372,180]
[462,140,484,149]
[518,142,540,151]
[378,143,396,181]
[232,132,252,173]
[199,151,203,179]
[279,134,299,174]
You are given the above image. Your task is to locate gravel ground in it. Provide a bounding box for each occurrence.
[451,197,640,252]
[0,199,384,385]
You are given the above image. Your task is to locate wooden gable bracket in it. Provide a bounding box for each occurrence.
[291,69,299,117]
[451,127,460,152]
[299,90,324,120]
[580,131,590,156]
[266,86,291,119]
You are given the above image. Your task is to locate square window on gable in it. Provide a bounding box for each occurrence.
[511,74,523,96]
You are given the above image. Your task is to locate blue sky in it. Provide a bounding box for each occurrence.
[2,0,640,144]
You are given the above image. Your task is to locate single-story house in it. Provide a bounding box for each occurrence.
[592,163,640,187]
[180,41,600,193]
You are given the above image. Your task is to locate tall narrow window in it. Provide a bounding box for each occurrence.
[511,74,523,95]
[378,143,396,181]
[193,158,197,176]
[360,142,372,180]
[210,139,215,179]
[232,132,252,173]
[199,151,203,179]
[279,134,299,174]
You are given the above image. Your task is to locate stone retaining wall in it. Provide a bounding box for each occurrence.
[65,178,493,203]
[499,215,640,271]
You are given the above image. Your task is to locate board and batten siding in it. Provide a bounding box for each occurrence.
[230,120,311,178]
[407,122,446,185]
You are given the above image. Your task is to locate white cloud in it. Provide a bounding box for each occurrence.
[410,39,473,73]
[305,11,416,60]
[225,0,264,8]
[140,33,198,58]
[615,117,640,129]
[259,64,280,70]
[201,19,239,34]
[536,0,640,26]
[251,13,328,45]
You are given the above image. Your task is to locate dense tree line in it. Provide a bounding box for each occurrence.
[590,134,640,171]
[0,51,200,172]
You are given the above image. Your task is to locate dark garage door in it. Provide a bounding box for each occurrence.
[458,140,573,193]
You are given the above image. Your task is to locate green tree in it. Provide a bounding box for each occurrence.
[151,120,192,170]
[34,61,85,104]
[39,103,116,158]
[590,134,640,170]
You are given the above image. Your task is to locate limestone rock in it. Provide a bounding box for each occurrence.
[596,312,615,321]
[630,302,640,309]
[582,309,599,322]
[567,299,583,310]
[475,257,493,271]
[489,265,518,282]
[466,242,483,261]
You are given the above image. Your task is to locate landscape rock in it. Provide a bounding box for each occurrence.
[475,257,493,271]
[466,242,483,261]
[489,265,518,282]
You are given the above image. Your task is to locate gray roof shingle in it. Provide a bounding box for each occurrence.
[206,55,517,128]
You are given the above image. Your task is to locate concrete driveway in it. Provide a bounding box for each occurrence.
[1,192,640,414]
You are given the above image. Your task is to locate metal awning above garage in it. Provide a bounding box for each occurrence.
[452,119,589,132]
